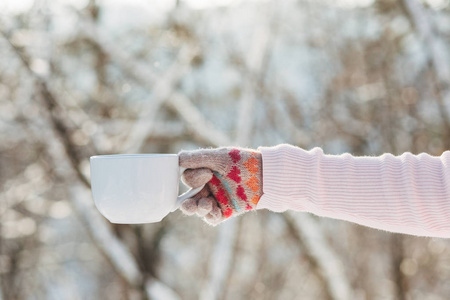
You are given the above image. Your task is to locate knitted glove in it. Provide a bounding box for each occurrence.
[178,147,263,225]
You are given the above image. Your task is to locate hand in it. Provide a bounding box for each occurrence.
[178,147,263,225]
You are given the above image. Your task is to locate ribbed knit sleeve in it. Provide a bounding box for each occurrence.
[256,144,450,238]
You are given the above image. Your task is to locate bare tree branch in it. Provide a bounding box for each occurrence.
[121,45,200,153]
[167,94,232,147]
[70,184,143,287]
[284,212,353,300]
[401,0,450,148]
[0,165,49,218]
[78,13,160,85]
[234,26,271,146]
[146,279,182,300]
[200,218,238,300]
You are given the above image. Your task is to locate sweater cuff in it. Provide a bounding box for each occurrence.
[256,144,320,212]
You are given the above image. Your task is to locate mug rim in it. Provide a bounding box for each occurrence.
[90,153,178,160]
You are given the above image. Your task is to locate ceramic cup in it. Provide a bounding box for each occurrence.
[90,154,204,224]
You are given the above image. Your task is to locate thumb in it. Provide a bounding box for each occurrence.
[181,168,213,188]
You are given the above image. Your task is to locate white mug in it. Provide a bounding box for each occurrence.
[90,154,204,224]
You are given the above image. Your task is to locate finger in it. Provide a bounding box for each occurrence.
[179,148,230,173]
[197,197,215,217]
[181,168,213,188]
[180,198,198,215]
[180,186,210,215]
[204,202,224,225]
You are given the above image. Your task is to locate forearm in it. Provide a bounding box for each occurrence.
[257,144,450,238]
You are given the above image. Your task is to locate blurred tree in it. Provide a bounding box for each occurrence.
[1,0,450,299]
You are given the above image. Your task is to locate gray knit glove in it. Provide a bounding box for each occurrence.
[178,147,263,225]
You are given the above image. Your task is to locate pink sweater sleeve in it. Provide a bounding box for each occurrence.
[256,144,450,238]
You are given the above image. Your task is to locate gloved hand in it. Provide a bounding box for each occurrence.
[178,147,263,225]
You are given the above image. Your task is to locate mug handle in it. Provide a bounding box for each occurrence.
[171,166,206,212]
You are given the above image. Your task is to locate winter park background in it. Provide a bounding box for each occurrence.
[1,0,450,299]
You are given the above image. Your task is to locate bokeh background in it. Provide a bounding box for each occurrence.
[1,0,450,299]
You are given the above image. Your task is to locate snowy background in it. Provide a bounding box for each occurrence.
[2,0,450,299]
